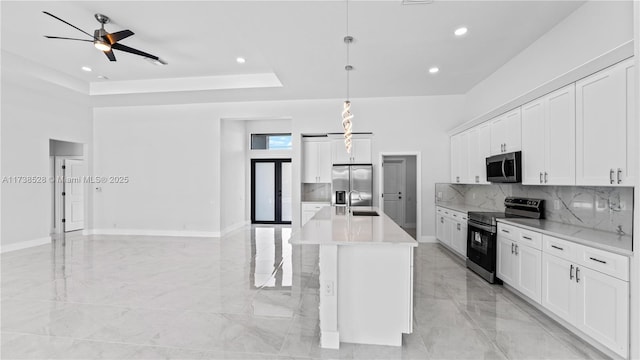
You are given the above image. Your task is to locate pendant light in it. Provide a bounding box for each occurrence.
[341,0,354,154]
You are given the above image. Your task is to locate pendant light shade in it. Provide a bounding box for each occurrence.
[342,100,353,153]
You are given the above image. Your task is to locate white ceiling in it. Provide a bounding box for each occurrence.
[1,1,584,101]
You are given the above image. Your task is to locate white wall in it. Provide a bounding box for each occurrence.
[1,52,92,248]
[92,95,464,238]
[93,105,219,236]
[220,119,246,234]
[464,0,634,121]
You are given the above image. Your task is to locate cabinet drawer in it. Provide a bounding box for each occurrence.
[301,203,329,211]
[450,210,467,221]
[577,246,629,281]
[519,228,542,250]
[497,223,518,240]
[543,235,578,262]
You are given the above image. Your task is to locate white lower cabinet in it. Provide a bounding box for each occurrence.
[538,234,629,358]
[435,206,466,258]
[496,223,541,304]
[301,203,329,225]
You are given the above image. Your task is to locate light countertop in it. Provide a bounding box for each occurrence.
[290,206,417,246]
[497,218,632,256]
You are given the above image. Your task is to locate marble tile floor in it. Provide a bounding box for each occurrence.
[1,226,609,359]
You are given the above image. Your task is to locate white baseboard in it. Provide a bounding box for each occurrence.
[419,235,437,243]
[87,229,220,238]
[0,236,51,253]
[221,221,250,236]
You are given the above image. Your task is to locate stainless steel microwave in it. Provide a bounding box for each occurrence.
[486,151,522,183]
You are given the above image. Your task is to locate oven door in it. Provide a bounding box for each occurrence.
[467,221,497,272]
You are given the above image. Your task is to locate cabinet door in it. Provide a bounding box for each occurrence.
[331,137,351,164]
[450,134,462,183]
[302,141,319,183]
[624,63,636,185]
[490,115,507,155]
[351,138,372,163]
[496,237,516,285]
[575,266,629,358]
[459,131,471,183]
[521,98,546,185]
[516,244,542,304]
[541,253,576,324]
[453,221,467,257]
[504,108,522,152]
[441,217,454,247]
[477,123,491,184]
[436,214,445,242]
[545,84,576,185]
[316,141,332,182]
[576,60,628,186]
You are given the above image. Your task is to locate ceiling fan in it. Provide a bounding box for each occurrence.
[43,11,166,64]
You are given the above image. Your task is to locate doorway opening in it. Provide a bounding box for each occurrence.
[50,139,85,234]
[251,159,292,224]
[380,154,420,240]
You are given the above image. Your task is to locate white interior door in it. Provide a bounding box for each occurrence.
[64,159,84,232]
[383,159,405,227]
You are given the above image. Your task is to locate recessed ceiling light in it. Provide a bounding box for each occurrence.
[236,57,246,64]
[429,67,439,74]
[81,66,92,72]
[454,27,468,36]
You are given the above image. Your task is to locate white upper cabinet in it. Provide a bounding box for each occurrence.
[450,133,462,183]
[302,138,332,183]
[576,59,635,186]
[467,125,490,184]
[490,108,521,155]
[331,135,372,164]
[522,84,576,185]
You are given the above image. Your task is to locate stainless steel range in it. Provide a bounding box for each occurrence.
[466,197,544,283]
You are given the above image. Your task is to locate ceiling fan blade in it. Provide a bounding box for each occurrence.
[105,30,134,45]
[42,11,95,39]
[112,43,159,60]
[104,49,117,62]
[45,35,93,42]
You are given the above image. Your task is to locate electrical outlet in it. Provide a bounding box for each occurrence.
[437,191,443,200]
[554,200,561,210]
[472,193,476,200]
[322,281,334,296]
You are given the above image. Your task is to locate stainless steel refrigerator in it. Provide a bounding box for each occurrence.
[331,164,373,206]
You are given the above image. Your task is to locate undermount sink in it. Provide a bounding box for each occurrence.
[351,210,379,216]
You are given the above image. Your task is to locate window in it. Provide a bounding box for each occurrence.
[251,134,292,150]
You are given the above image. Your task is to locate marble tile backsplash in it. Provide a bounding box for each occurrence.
[302,183,331,202]
[435,183,634,236]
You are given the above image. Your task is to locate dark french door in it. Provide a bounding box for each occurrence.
[251,159,292,224]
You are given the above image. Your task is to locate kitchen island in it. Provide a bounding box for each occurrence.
[290,206,417,349]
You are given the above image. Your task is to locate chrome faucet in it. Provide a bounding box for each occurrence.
[347,190,362,213]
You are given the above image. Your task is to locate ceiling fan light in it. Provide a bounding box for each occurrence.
[94,40,111,52]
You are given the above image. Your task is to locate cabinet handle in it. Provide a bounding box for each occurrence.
[457,223,461,231]
[551,245,564,251]
[501,229,510,233]
[617,168,622,184]
[589,257,607,264]
[515,244,519,255]
[539,172,543,184]
[544,172,548,183]
[576,267,580,283]
[441,217,444,223]
[456,176,460,183]
[570,264,574,280]
[522,235,532,241]
[475,175,479,183]
[610,169,615,184]
[511,242,514,254]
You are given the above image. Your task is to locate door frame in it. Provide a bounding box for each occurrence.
[250,158,292,224]
[382,158,407,227]
[379,152,421,240]
[52,156,84,234]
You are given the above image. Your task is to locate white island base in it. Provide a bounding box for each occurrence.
[290,206,416,349]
